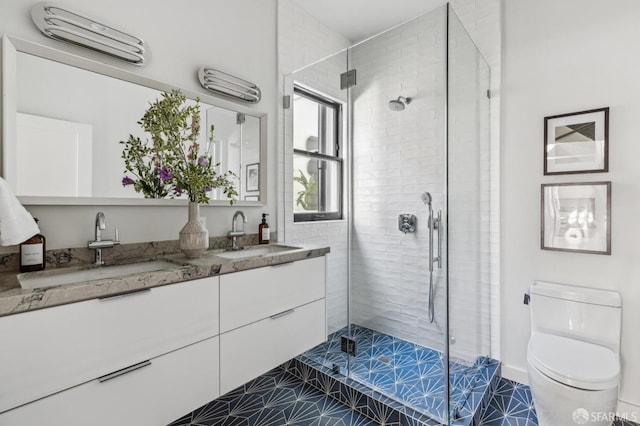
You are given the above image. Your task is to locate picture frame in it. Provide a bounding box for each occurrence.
[244,195,259,201]
[544,107,609,175]
[541,182,611,255]
[245,163,259,192]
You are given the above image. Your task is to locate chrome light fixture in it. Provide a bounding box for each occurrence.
[31,2,147,66]
[198,67,261,104]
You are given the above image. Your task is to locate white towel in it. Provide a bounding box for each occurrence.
[0,177,40,246]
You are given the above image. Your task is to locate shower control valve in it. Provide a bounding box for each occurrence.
[398,214,417,234]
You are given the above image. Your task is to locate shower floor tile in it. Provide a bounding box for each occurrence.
[167,368,378,426]
[299,325,500,424]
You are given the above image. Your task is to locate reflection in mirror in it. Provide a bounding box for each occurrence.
[2,36,266,205]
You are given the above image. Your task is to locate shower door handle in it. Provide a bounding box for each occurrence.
[435,210,442,269]
[429,209,442,271]
[428,208,434,273]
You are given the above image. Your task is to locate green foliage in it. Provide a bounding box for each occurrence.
[120,90,237,204]
[293,169,318,211]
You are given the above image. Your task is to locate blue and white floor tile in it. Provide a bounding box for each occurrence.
[168,361,637,426]
[478,378,537,426]
[477,378,640,426]
[300,325,500,424]
[167,368,378,426]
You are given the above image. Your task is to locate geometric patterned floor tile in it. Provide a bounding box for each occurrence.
[613,419,640,426]
[477,377,640,426]
[477,378,537,426]
[299,325,500,425]
[166,368,379,426]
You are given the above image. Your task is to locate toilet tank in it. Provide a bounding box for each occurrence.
[530,280,622,354]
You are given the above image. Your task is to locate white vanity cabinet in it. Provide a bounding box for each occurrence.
[0,337,220,426]
[0,254,328,425]
[0,277,220,426]
[219,256,327,394]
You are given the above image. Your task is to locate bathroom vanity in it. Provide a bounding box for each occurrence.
[0,246,328,426]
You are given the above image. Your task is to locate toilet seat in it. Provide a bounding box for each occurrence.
[528,332,619,390]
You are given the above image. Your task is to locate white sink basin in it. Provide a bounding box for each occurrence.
[215,244,301,260]
[18,260,179,290]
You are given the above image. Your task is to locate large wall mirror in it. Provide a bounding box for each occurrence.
[1,36,267,205]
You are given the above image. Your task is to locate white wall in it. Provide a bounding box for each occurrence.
[1,0,277,250]
[502,0,640,411]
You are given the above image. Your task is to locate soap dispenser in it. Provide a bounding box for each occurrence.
[258,213,270,244]
[20,218,46,272]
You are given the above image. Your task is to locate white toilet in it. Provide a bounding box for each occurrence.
[527,280,621,426]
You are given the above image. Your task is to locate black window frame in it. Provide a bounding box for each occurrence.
[293,85,343,222]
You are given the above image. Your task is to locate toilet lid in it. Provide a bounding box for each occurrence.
[527,333,619,390]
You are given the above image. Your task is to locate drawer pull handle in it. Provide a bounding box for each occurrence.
[98,287,151,301]
[270,309,295,320]
[98,360,151,383]
[270,261,294,268]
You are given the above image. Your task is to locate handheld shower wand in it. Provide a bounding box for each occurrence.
[420,192,432,206]
[421,192,441,323]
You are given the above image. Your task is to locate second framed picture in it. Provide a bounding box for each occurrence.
[544,107,609,175]
[541,181,611,255]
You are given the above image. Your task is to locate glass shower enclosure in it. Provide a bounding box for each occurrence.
[283,4,494,424]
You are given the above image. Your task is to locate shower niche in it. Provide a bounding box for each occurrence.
[283,4,494,425]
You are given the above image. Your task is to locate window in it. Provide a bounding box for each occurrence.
[293,85,343,222]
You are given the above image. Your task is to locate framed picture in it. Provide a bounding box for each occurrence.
[246,163,259,192]
[541,182,611,255]
[544,107,609,175]
[244,195,259,201]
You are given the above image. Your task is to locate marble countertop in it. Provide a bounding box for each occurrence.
[0,245,329,317]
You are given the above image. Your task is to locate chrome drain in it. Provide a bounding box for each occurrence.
[378,355,392,364]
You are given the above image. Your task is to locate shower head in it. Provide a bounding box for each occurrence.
[388,96,412,111]
[421,192,432,206]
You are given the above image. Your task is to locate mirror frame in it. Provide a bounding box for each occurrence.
[1,35,268,206]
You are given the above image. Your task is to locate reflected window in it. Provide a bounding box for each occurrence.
[293,85,342,222]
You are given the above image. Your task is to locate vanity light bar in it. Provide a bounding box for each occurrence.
[198,67,261,104]
[31,2,147,66]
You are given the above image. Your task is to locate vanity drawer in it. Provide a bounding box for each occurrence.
[0,336,220,426]
[219,298,326,394]
[0,277,219,413]
[219,256,326,332]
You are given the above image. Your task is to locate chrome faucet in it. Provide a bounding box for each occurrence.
[228,210,247,251]
[88,212,120,265]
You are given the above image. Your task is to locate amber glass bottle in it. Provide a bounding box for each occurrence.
[258,213,270,244]
[20,218,46,272]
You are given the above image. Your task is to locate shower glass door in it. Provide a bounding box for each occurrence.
[284,47,351,374]
[346,5,450,423]
[446,5,494,423]
[284,4,492,425]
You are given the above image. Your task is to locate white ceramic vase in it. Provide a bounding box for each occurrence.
[179,201,209,258]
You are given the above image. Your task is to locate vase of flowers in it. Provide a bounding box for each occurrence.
[120,89,237,258]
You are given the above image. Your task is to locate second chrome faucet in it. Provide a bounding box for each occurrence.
[88,212,120,265]
[228,210,247,251]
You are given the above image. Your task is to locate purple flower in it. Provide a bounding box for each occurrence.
[176,187,184,195]
[205,186,212,193]
[197,156,209,167]
[159,166,173,182]
[122,176,134,186]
